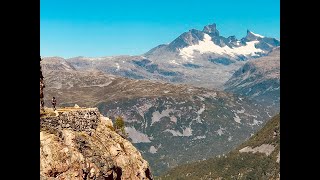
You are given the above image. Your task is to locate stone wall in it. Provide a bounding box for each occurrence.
[40,108,101,133]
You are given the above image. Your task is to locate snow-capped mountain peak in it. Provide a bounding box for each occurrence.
[245,30,265,41]
[149,23,279,61]
[250,31,264,38]
[53,23,279,91]
[179,33,263,59]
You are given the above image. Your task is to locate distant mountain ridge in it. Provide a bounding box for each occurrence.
[146,23,279,60]
[224,47,280,111]
[43,23,279,90]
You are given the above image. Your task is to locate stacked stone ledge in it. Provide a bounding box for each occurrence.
[40,108,101,134]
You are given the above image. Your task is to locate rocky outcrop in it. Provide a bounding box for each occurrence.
[40,108,101,134]
[202,23,219,36]
[40,108,153,179]
[40,56,45,111]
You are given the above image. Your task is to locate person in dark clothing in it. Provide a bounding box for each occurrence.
[40,100,45,111]
[52,97,57,111]
[40,56,43,79]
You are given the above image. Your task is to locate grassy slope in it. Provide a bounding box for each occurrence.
[157,114,280,180]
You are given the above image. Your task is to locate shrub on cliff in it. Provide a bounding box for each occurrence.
[114,116,128,139]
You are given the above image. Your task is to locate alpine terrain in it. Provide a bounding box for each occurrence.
[42,58,276,175]
[41,22,280,177]
[47,23,279,90]
[224,47,280,112]
[157,114,280,180]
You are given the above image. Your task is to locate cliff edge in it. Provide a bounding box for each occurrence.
[40,108,153,180]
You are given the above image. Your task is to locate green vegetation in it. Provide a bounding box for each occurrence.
[114,116,125,129]
[114,116,128,138]
[156,114,280,180]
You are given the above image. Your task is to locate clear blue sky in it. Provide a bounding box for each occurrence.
[41,0,280,58]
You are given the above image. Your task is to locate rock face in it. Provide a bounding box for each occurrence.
[40,108,101,133]
[40,108,153,180]
[40,57,45,110]
[202,23,219,36]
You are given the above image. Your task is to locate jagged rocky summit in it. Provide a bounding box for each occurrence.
[40,108,153,180]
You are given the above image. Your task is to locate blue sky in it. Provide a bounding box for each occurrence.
[41,0,280,58]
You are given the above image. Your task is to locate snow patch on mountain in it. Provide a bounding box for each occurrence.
[183,127,193,136]
[239,144,275,156]
[197,104,206,114]
[125,126,151,143]
[216,127,226,136]
[170,116,177,123]
[164,127,193,137]
[193,135,206,140]
[234,113,241,123]
[194,104,205,123]
[149,146,157,154]
[179,34,263,59]
[250,119,263,126]
[149,144,161,154]
[237,109,245,113]
[251,32,264,38]
[151,108,175,126]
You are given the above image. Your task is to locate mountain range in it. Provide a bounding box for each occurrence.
[43,23,280,111]
[42,60,276,175]
[225,47,280,111]
[49,23,279,90]
[41,22,280,176]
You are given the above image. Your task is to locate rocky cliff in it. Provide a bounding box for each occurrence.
[40,56,45,111]
[40,108,153,179]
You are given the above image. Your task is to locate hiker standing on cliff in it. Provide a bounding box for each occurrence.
[52,97,57,111]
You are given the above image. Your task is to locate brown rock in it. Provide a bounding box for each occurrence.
[40,109,153,179]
